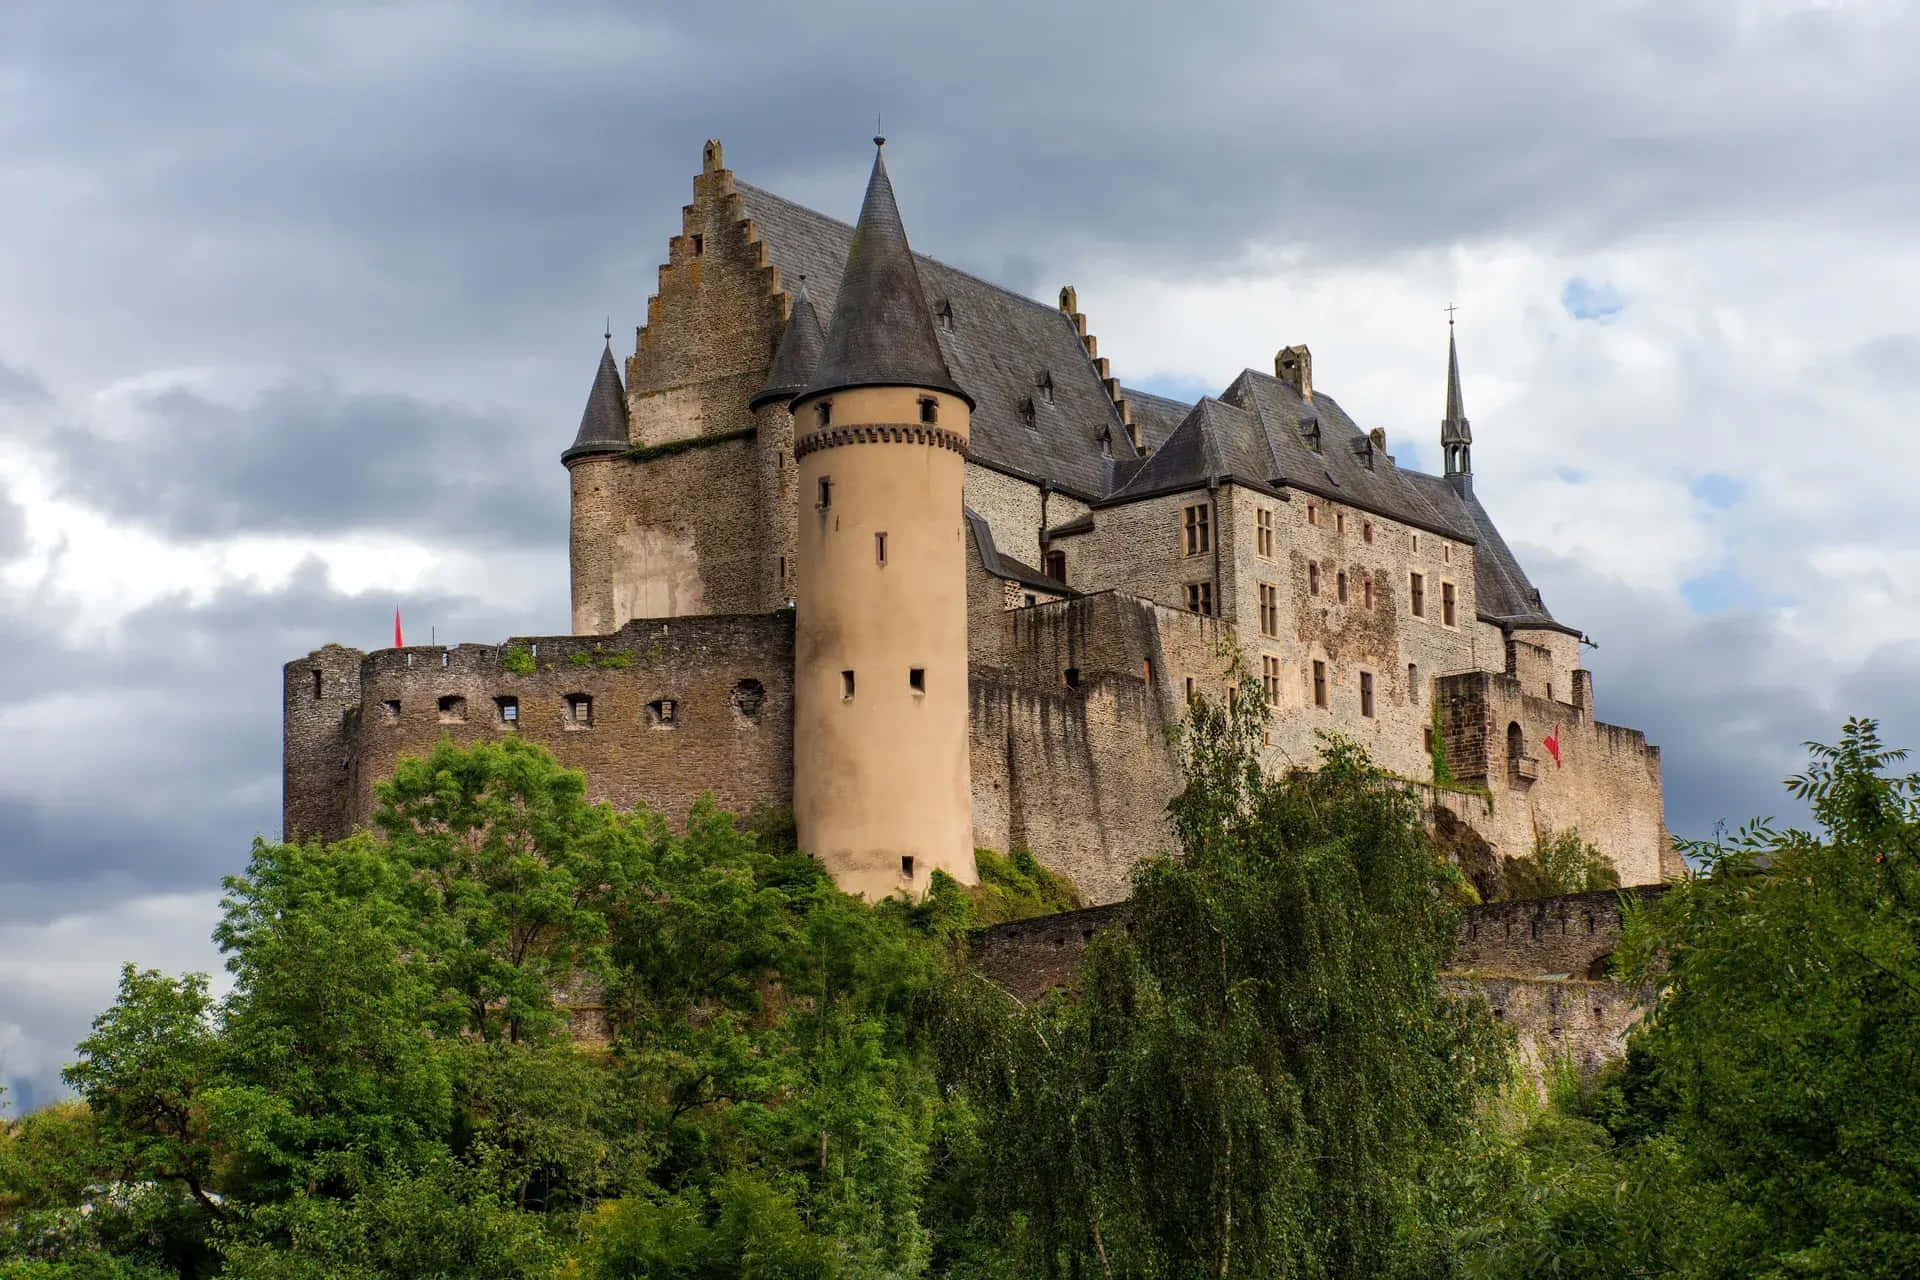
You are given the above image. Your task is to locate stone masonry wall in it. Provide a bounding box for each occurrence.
[282,643,370,840]
[1438,670,1668,886]
[285,614,795,841]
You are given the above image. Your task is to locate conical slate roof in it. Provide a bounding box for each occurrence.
[798,141,972,407]
[750,277,827,409]
[1441,325,1471,446]
[562,340,630,463]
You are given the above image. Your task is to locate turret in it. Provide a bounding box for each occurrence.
[788,138,977,898]
[563,333,631,634]
[1441,318,1472,496]
[751,279,826,610]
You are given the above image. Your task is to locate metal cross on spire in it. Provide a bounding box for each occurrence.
[1445,302,1459,326]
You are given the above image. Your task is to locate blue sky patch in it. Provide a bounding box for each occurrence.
[1562,277,1626,322]
[1557,466,1588,484]
[1690,472,1746,510]
[1682,567,1748,614]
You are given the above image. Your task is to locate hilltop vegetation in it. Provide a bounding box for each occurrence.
[5,701,1919,1277]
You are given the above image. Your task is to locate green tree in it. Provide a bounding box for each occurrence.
[1498,827,1619,901]
[937,682,1507,1279]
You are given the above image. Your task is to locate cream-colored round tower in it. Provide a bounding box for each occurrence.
[788,139,977,899]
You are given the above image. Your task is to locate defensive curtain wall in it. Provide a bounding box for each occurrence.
[972,887,1670,1079]
[283,591,1236,905]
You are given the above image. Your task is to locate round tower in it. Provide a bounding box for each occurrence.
[788,139,977,898]
[750,277,826,611]
[563,332,632,634]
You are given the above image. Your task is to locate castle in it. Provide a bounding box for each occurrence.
[284,138,1679,905]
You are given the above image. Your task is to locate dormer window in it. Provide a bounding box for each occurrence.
[918,397,938,424]
[1035,369,1054,404]
[1300,417,1321,451]
[934,298,953,330]
[816,400,832,428]
[1018,396,1037,429]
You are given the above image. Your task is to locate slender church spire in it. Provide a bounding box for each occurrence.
[1441,312,1472,493]
[799,138,972,406]
[751,275,828,409]
[562,335,631,463]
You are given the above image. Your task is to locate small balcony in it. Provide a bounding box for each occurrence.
[1510,754,1539,784]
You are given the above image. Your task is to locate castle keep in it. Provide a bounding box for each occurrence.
[285,138,1678,904]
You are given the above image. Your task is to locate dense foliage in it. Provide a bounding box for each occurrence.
[1498,827,1620,901]
[10,715,1920,1275]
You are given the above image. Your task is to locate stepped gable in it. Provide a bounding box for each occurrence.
[736,181,1129,500]
[562,339,630,462]
[750,276,827,409]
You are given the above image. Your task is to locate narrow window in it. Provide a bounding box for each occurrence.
[1508,721,1525,766]
[1443,543,1452,564]
[442,651,450,667]
[1442,581,1457,626]
[382,699,401,723]
[1262,654,1281,705]
[918,397,938,424]
[1360,671,1375,718]
[1547,681,1554,702]
[1424,725,1435,753]
[875,531,887,566]
[1335,510,1346,535]
[1183,503,1211,555]
[690,233,703,256]
[841,670,855,700]
[901,855,915,879]
[1337,571,1348,603]
[565,693,593,727]
[778,555,786,582]
[1363,576,1374,609]
[1045,549,1067,582]
[1307,503,1319,526]
[1143,658,1153,682]
[437,694,466,723]
[1408,663,1420,702]
[1256,507,1274,558]
[1309,563,1320,595]
[817,476,832,509]
[1064,667,1081,689]
[1411,533,1421,552]
[1410,572,1426,618]
[647,698,677,728]
[910,667,926,694]
[817,400,832,428]
[1184,676,1197,705]
[1363,521,1374,544]
[495,695,519,724]
[310,669,323,699]
[1258,583,1278,637]
[1312,660,1328,709]
[1185,581,1213,615]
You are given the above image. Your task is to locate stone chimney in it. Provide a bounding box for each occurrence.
[1369,426,1387,455]
[1275,345,1311,401]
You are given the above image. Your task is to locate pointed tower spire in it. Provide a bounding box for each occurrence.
[798,139,972,406]
[562,335,630,463]
[751,276,828,409]
[1441,312,1472,493]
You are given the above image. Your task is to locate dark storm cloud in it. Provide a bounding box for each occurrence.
[0,560,554,922]
[47,378,564,543]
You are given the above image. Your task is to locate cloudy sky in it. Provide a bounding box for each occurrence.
[4,0,1918,1108]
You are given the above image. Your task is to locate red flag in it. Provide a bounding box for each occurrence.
[1543,723,1562,767]
[394,607,404,649]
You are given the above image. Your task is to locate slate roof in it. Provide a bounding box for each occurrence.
[1119,386,1194,453]
[799,143,970,407]
[562,340,630,462]
[736,183,1129,501]
[750,277,826,409]
[965,508,1071,594]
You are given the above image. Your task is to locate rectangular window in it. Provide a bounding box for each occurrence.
[1312,660,1328,709]
[1363,575,1373,609]
[1258,583,1278,637]
[1256,507,1274,558]
[1183,503,1211,555]
[1411,532,1420,552]
[1363,521,1374,544]
[496,696,519,724]
[1408,663,1420,702]
[1185,581,1214,615]
[1360,671,1375,718]
[1309,563,1320,595]
[565,693,593,728]
[310,669,323,699]
[1442,581,1457,626]
[817,476,832,508]
[1307,503,1319,526]
[841,670,855,700]
[1337,571,1348,603]
[901,855,915,879]
[690,233,703,256]
[1335,510,1346,535]
[910,667,925,693]
[1045,549,1067,582]
[875,531,887,566]
[1410,572,1426,618]
[1262,654,1281,705]
[918,397,938,424]
[1443,543,1452,564]
[1184,676,1197,705]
